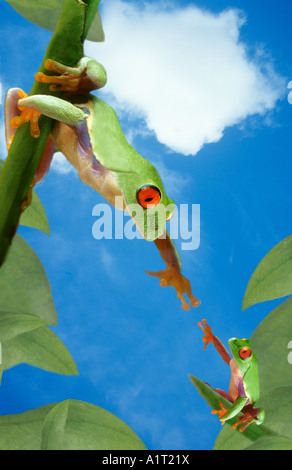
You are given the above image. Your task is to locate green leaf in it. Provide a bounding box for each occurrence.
[0,404,54,450]
[244,436,292,451]
[1,325,78,376]
[41,400,69,450]
[251,297,292,392]
[41,400,147,450]
[0,312,46,342]
[0,161,50,236]
[214,387,292,450]
[4,0,105,41]
[0,234,58,325]
[0,401,147,450]
[243,236,292,310]
[0,234,77,376]
[20,191,50,236]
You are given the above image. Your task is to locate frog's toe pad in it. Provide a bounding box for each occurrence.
[212,401,228,423]
[198,319,214,350]
[146,267,200,311]
[35,71,81,93]
[10,107,41,138]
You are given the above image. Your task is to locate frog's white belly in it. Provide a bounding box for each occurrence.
[52,121,124,209]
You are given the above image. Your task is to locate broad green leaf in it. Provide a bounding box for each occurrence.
[0,234,58,325]
[243,236,292,310]
[87,6,105,42]
[256,387,292,440]
[41,400,69,450]
[1,325,78,375]
[20,191,50,236]
[0,404,54,450]
[0,161,50,236]
[4,0,105,42]
[251,297,292,392]
[244,436,292,451]
[214,387,292,450]
[0,312,46,342]
[212,421,251,450]
[41,400,147,450]
[0,400,147,450]
[0,235,77,375]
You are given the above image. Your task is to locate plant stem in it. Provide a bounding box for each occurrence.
[0,0,100,266]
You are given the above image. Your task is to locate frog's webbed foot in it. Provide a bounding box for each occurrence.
[9,90,41,140]
[35,57,107,94]
[35,59,81,93]
[146,266,201,311]
[232,407,265,433]
[5,88,56,184]
[198,318,215,350]
[212,401,228,425]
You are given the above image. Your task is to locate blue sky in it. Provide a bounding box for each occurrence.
[0,0,291,450]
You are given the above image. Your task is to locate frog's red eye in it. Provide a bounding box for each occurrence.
[137,185,161,209]
[239,347,252,360]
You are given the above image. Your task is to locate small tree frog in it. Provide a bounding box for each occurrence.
[5,57,200,311]
[198,319,265,432]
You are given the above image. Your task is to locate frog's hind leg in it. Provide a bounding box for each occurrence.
[204,382,233,403]
[214,388,233,402]
[34,136,56,184]
[35,57,107,94]
[232,404,265,432]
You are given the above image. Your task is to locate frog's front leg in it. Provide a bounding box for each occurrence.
[35,57,107,94]
[146,231,200,311]
[212,396,249,427]
[6,89,42,146]
[5,88,56,185]
[198,319,231,364]
[6,91,88,184]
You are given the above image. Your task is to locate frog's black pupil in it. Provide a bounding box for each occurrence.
[145,197,153,202]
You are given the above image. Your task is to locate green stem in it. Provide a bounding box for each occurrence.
[0,0,100,266]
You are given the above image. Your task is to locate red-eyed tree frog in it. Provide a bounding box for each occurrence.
[198,319,265,432]
[5,57,200,311]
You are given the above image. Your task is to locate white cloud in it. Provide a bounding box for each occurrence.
[85,0,285,156]
[50,151,76,175]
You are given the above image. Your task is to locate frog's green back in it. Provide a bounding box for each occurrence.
[87,96,146,173]
[86,95,175,240]
[86,95,171,201]
[243,359,260,403]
